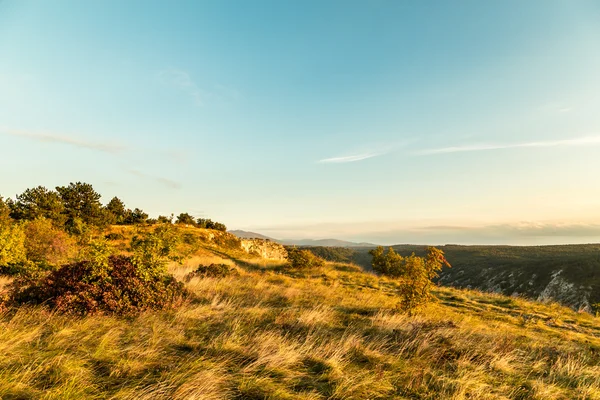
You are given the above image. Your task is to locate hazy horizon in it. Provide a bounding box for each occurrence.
[2,0,600,245]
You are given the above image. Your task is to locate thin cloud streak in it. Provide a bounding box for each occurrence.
[416,135,600,155]
[318,152,381,163]
[318,140,413,164]
[2,128,126,153]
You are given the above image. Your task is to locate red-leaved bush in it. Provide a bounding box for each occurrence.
[7,255,186,315]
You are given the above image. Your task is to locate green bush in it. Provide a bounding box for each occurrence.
[130,225,179,279]
[370,246,450,314]
[0,219,27,274]
[184,263,238,281]
[23,218,76,268]
[286,247,325,269]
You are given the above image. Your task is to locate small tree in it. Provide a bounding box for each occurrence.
[157,215,172,224]
[130,225,179,280]
[286,247,325,269]
[56,182,106,231]
[105,197,127,224]
[176,213,196,226]
[196,218,212,229]
[370,246,451,315]
[211,221,227,232]
[125,208,148,225]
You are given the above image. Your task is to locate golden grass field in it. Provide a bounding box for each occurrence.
[1,242,600,400]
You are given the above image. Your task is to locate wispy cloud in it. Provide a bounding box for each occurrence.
[158,69,205,106]
[318,152,382,164]
[416,135,600,155]
[2,128,126,154]
[318,140,413,164]
[129,169,181,189]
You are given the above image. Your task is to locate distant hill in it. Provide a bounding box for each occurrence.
[229,231,378,247]
[229,230,280,241]
[281,238,378,247]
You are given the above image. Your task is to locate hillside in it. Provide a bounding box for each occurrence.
[303,244,600,313]
[2,229,600,399]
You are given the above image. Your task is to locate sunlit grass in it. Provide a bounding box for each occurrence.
[1,247,600,399]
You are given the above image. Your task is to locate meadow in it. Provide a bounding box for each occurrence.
[2,237,600,400]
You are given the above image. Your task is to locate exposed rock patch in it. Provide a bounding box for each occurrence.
[240,239,287,260]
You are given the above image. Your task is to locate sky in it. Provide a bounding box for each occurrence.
[1,0,600,245]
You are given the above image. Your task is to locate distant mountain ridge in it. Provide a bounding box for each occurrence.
[280,238,377,247]
[228,230,377,247]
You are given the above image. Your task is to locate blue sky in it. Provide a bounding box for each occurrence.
[1,0,600,244]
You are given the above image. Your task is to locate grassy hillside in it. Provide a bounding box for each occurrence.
[2,233,600,399]
[303,244,600,312]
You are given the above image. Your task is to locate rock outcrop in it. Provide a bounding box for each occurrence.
[240,239,287,260]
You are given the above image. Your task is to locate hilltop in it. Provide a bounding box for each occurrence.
[2,225,600,399]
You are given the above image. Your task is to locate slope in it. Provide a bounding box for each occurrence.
[1,232,600,399]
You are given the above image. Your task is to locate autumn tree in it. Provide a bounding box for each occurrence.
[0,196,10,222]
[0,201,26,271]
[23,218,75,267]
[369,246,451,314]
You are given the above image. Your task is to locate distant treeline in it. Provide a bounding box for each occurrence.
[0,182,226,234]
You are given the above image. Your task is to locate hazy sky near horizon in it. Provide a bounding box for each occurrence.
[1,0,600,245]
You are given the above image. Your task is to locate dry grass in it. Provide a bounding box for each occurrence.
[0,275,12,295]
[1,247,600,399]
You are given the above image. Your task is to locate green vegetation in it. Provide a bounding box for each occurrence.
[184,263,239,280]
[2,182,600,398]
[305,244,600,312]
[0,182,228,278]
[286,246,325,269]
[370,246,451,314]
[1,234,600,399]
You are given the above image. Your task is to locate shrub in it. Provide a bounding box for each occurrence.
[23,218,76,268]
[176,212,196,226]
[196,218,227,231]
[6,255,186,315]
[286,247,325,269]
[0,219,27,274]
[370,246,451,314]
[105,232,125,241]
[130,225,179,279]
[184,263,238,281]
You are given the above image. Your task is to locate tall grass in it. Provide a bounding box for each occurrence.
[1,252,600,399]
